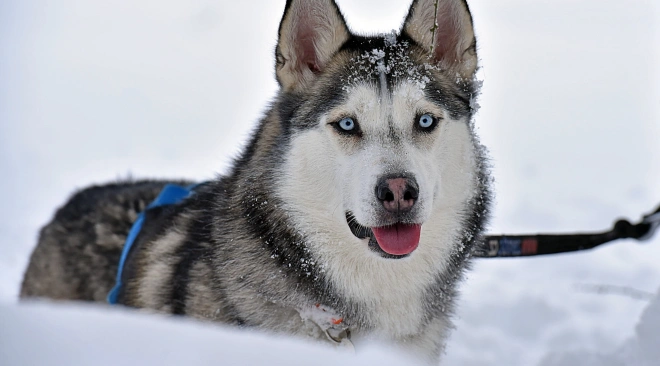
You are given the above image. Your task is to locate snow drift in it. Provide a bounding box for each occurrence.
[540,286,660,366]
[0,301,423,366]
[3,288,660,365]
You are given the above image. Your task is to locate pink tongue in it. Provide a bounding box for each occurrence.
[371,224,421,256]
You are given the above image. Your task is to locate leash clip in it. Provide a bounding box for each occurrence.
[639,206,660,241]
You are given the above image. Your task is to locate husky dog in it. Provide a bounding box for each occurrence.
[21,0,490,363]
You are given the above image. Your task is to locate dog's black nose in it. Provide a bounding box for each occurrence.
[375,176,419,213]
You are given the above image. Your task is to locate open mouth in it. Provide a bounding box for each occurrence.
[345,212,421,259]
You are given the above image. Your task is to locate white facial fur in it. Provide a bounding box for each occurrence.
[276,79,478,338]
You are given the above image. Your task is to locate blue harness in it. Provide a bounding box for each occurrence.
[107,183,199,304]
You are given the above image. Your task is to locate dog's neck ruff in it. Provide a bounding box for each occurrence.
[107,183,202,304]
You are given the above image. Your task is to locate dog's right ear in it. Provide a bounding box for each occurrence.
[276,0,350,91]
[402,0,478,79]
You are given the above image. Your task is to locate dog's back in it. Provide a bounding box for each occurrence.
[20,180,188,302]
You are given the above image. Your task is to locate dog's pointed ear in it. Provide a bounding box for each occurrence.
[402,0,477,79]
[276,0,350,91]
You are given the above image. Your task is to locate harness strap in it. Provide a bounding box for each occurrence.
[107,183,200,304]
[475,204,660,258]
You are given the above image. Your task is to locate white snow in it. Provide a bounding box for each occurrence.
[540,286,660,366]
[1,0,659,365]
[0,301,420,366]
[2,290,659,365]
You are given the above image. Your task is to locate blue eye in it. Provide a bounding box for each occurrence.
[331,117,361,136]
[338,117,355,131]
[418,114,435,129]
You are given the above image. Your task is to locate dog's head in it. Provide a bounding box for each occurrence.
[273,0,487,263]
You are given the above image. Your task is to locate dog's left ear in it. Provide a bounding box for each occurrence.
[402,0,477,79]
[276,0,351,91]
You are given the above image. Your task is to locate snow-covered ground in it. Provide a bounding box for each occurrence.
[541,286,660,366]
[1,0,659,365]
[1,301,422,366]
[1,289,658,365]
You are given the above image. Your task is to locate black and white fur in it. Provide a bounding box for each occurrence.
[21,0,491,363]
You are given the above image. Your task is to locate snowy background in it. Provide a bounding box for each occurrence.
[1,0,659,365]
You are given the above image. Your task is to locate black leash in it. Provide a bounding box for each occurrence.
[474,204,660,258]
